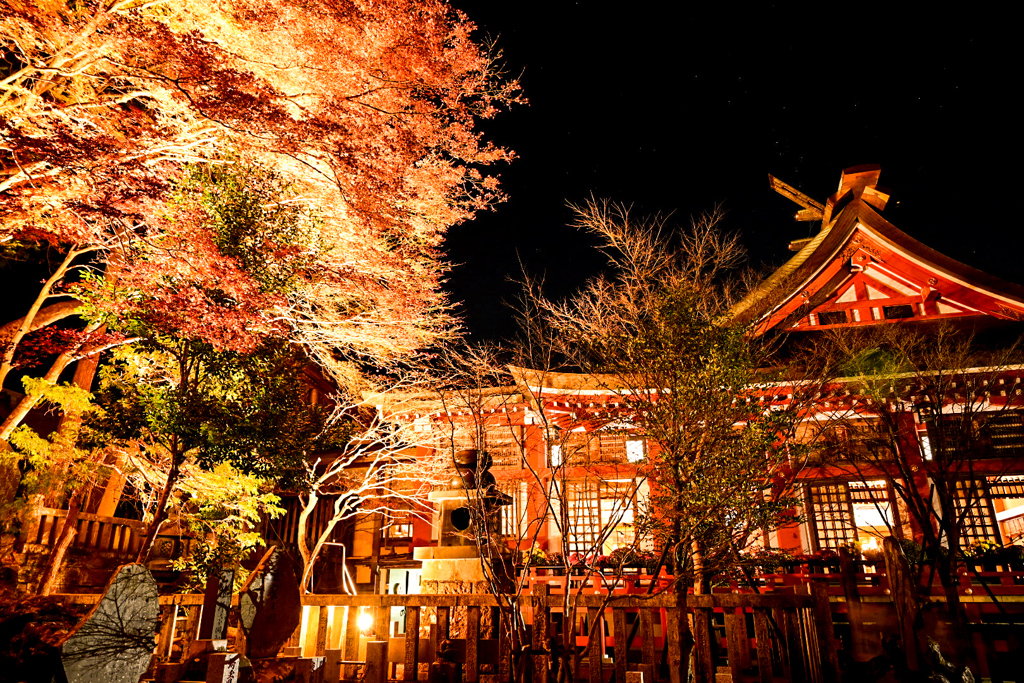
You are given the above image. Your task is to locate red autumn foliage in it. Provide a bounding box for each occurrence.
[0,0,521,368]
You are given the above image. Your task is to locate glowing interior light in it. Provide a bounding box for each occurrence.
[357,609,374,633]
[626,439,645,463]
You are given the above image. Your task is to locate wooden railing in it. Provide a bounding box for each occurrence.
[57,587,837,683]
[27,507,146,557]
[289,584,837,683]
[51,561,1024,682]
[524,558,1024,601]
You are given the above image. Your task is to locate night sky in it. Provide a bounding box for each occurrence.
[445,4,1019,341]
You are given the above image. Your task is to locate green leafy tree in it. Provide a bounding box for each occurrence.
[534,200,826,675]
[86,337,345,565]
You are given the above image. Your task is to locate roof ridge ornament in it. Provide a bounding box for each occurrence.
[770,164,891,231]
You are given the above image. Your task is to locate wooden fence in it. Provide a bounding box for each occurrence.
[57,586,835,683]
[26,507,146,557]
[50,555,1024,681]
[285,586,839,683]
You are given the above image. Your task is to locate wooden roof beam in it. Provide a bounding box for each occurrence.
[768,175,825,221]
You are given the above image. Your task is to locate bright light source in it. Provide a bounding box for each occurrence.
[626,439,645,463]
[357,609,373,633]
[919,434,933,461]
[550,444,562,467]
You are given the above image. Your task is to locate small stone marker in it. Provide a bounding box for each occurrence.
[364,642,389,683]
[206,651,241,683]
[198,568,235,641]
[294,656,325,683]
[323,649,342,682]
[60,563,159,683]
[238,546,301,659]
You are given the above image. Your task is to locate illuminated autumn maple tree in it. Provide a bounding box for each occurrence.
[0,0,520,425]
[0,0,520,592]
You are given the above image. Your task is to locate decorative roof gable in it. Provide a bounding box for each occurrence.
[732,166,1024,335]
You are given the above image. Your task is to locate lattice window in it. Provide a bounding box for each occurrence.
[440,425,481,453]
[988,474,1024,498]
[485,427,524,469]
[985,411,1024,457]
[1003,513,1024,542]
[849,480,889,504]
[599,481,636,550]
[597,434,627,462]
[928,415,971,459]
[929,411,1024,459]
[565,481,601,554]
[821,419,886,462]
[805,483,857,550]
[499,481,529,538]
[953,480,1001,543]
[560,432,592,467]
[849,479,895,539]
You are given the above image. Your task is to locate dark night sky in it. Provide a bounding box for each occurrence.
[444,4,1019,341]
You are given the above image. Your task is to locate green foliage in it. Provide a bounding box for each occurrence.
[176,163,325,295]
[86,338,348,491]
[898,538,926,567]
[602,547,661,571]
[170,464,284,591]
[592,285,802,580]
[0,380,95,530]
[83,336,347,576]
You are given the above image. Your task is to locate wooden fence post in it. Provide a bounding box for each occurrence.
[467,605,481,683]
[588,607,603,683]
[665,605,687,683]
[375,603,391,642]
[693,607,714,683]
[324,649,342,683]
[724,606,743,682]
[365,641,388,683]
[498,608,512,683]
[809,581,840,683]
[404,606,421,681]
[751,609,773,683]
[640,605,656,675]
[315,603,330,656]
[613,607,628,683]
[532,584,550,683]
[839,546,871,662]
[343,607,361,680]
[437,605,451,641]
[882,536,921,672]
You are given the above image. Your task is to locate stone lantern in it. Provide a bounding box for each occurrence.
[415,449,510,595]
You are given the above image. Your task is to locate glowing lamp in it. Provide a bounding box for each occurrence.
[357,609,373,634]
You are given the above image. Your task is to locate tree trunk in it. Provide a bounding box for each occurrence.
[676,591,696,683]
[0,321,103,441]
[135,450,184,564]
[0,249,84,391]
[36,491,82,595]
[935,553,971,667]
[33,342,105,595]
[296,490,318,591]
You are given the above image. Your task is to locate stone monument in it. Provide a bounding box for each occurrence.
[238,546,302,659]
[60,563,160,683]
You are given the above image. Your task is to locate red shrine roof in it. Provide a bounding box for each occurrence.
[730,165,1024,335]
